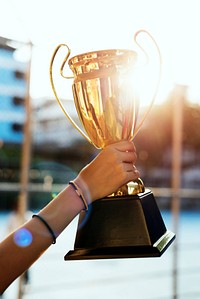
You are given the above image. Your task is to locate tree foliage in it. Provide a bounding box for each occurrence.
[134,88,200,172]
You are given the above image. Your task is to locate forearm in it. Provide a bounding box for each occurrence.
[0,184,83,293]
[0,141,140,294]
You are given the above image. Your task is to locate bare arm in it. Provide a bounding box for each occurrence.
[0,141,139,293]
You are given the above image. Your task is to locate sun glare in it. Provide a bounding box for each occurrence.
[1,0,200,106]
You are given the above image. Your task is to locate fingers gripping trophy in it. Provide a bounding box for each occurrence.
[50,30,175,260]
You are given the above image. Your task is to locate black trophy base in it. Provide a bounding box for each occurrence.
[64,189,175,260]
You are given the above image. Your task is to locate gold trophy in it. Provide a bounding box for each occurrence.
[50,30,175,260]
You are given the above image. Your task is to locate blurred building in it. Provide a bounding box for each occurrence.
[32,98,84,149]
[0,36,28,144]
[0,35,85,149]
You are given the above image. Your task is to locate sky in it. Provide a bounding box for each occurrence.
[1,0,200,106]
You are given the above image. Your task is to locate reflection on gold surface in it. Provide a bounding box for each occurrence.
[70,49,138,148]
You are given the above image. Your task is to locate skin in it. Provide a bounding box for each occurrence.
[0,141,139,294]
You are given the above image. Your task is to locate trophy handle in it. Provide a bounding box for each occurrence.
[127,30,161,195]
[132,29,162,138]
[49,44,93,144]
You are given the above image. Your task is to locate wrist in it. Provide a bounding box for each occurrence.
[69,181,89,211]
[73,176,92,205]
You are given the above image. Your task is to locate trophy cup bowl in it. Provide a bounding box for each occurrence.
[50,30,175,260]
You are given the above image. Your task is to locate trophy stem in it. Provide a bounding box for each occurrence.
[111,178,145,196]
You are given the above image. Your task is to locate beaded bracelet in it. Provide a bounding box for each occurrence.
[32,214,56,244]
[69,181,88,211]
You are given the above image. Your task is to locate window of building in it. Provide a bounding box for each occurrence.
[12,123,24,132]
[14,70,25,80]
[13,96,25,106]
